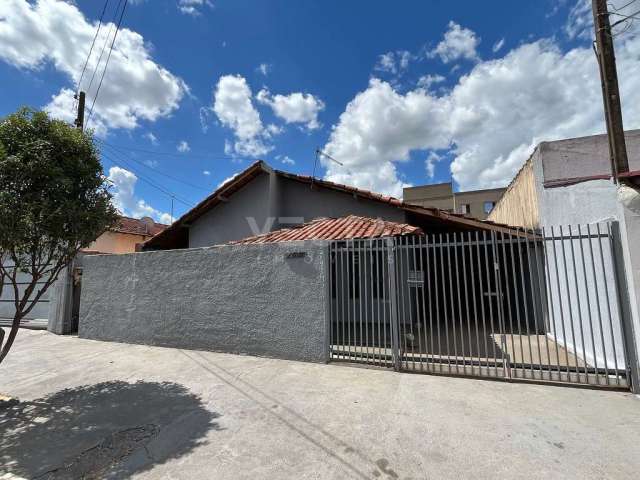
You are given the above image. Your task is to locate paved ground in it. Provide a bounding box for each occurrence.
[1,331,639,480]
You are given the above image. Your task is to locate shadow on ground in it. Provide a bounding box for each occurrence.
[0,380,221,479]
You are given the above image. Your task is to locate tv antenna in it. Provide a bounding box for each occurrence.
[312,148,349,188]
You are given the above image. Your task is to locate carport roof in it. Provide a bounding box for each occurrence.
[229,215,423,244]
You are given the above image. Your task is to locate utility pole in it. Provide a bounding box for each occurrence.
[592,0,629,181]
[74,91,86,130]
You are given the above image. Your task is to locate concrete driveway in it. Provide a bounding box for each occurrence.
[1,330,639,480]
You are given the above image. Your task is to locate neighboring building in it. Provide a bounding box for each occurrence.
[144,161,510,251]
[84,216,167,254]
[487,129,640,393]
[403,182,506,219]
[488,129,640,229]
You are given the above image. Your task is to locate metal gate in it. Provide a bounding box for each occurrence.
[328,222,635,389]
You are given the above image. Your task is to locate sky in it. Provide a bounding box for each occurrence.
[1,0,639,224]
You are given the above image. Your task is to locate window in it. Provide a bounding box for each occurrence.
[483,201,495,214]
[459,203,470,215]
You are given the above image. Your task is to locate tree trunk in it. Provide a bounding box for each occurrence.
[0,312,23,365]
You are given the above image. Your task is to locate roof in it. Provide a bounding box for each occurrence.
[144,161,520,250]
[230,215,423,244]
[111,216,167,237]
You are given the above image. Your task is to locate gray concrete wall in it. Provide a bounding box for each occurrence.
[79,242,329,363]
[539,129,640,183]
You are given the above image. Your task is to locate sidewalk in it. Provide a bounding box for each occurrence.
[1,330,639,479]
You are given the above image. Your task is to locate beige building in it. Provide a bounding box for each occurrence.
[403,182,506,219]
[84,216,167,254]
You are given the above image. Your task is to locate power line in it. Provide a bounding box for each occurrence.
[610,8,640,22]
[98,140,239,161]
[96,139,212,191]
[73,0,111,114]
[100,149,196,208]
[84,0,122,109]
[608,0,638,12]
[86,0,128,130]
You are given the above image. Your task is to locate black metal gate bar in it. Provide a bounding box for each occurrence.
[328,223,632,389]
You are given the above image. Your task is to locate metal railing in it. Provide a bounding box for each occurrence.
[328,222,633,389]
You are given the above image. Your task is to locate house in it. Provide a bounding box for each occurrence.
[84,216,167,254]
[144,160,513,251]
[403,182,506,219]
[488,129,640,229]
[78,160,639,391]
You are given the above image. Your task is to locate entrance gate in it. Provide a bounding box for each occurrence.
[328,222,635,389]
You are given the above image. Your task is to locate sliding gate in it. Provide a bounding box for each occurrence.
[328,223,635,389]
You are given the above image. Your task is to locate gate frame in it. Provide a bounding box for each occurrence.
[327,224,636,391]
[609,221,640,393]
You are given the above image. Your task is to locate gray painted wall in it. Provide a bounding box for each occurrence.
[189,173,271,248]
[278,178,406,223]
[539,129,640,183]
[188,172,406,249]
[79,242,329,363]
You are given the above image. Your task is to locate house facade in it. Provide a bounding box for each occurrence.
[488,129,640,229]
[144,161,506,251]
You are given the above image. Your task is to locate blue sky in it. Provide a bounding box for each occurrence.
[1,0,639,223]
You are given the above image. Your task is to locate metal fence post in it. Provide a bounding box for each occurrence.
[609,221,640,393]
[387,237,402,371]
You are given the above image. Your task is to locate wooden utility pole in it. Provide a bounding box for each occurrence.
[592,0,629,180]
[74,91,86,130]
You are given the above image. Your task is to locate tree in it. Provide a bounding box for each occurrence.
[0,108,117,364]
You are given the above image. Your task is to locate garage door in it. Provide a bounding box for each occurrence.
[0,261,51,329]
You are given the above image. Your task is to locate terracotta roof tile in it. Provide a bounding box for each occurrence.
[111,216,168,237]
[230,215,423,245]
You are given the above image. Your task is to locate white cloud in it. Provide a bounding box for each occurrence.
[144,132,158,145]
[374,50,412,75]
[107,166,172,224]
[565,0,592,39]
[256,88,325,130]
[177,140,190,152]
[203,170,211,175]
[492,38,505,53]
[322,78,447,197]
[256,63,271,76]
[323,29,640,193]
[565,0,638,39]
[178,0,213,16]
[0,0,188,136]
[417,74,446,90]
[277,155,295,166]
[425,151,442,179]
[213,74,272,157]
[428,21,480,63]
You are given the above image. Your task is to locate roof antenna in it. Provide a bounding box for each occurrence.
[313,148,347,189]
